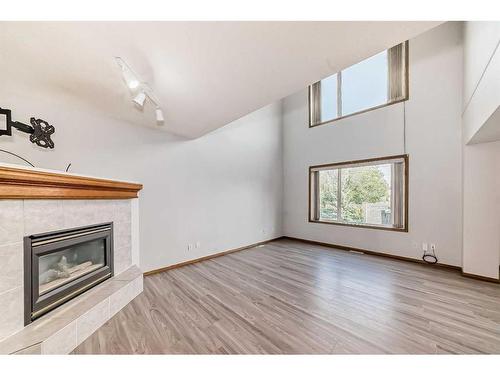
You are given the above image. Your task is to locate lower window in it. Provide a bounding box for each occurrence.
[309,155,408,231]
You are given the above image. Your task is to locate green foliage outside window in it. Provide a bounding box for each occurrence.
[319,166,389,223]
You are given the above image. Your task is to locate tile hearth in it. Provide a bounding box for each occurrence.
[0,265,142,354]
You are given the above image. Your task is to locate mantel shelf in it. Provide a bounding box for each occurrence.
[0,165,143,200]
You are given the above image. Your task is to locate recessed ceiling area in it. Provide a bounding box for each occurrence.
[0,21,441,138]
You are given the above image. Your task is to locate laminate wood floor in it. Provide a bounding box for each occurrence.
[73,238,500,354]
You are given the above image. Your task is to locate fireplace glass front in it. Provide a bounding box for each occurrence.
[24,223,114,325]
[38,238,107,295]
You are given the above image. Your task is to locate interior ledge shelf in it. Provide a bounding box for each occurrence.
[0,165,143,199]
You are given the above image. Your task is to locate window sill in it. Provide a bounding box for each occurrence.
[309,218,408,232]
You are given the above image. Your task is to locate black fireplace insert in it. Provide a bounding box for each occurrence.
[24,222,114,325]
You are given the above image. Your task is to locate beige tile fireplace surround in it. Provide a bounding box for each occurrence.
[0,163,143,354]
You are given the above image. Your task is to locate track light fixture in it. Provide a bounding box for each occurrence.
[155,108,164,125]
[115,57,166,126]
[133,92,147,108]
[124,72,139,90]
[115,57,140,90]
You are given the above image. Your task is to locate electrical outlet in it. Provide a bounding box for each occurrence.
[187,244,193,251]
[422,243,428,252]
[430,243,436,251]
[412,241,418,250]
[195,241,200,249]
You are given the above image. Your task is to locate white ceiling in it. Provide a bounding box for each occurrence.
[0,22,441,138]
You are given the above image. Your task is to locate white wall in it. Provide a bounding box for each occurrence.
[0,82,283,272]
[462,21,500,278]
[282,22,463,266]
[462,22,500,144]
[462,141,500,278]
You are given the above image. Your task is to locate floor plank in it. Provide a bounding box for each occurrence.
[73,239,500,354]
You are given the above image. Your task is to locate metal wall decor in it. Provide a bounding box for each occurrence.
[0,107,55,149]
[0,107,12,136]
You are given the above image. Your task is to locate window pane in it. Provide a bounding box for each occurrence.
[340,164,392,225]
[320,74,338,122]
[319,169,338,221]
[341,51,388,116]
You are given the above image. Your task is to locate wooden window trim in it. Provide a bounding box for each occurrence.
[308,154,409,232]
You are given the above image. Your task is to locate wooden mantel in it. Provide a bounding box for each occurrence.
[0,165,143,199]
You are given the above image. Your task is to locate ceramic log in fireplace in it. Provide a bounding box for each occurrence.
[24,223,114,325]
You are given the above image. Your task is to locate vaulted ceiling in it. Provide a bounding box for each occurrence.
[0,22,441,138]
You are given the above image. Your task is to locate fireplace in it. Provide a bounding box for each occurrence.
[24,223,114,325]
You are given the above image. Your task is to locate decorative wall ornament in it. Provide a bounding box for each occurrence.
[0,107,55,149]
[29,118,55,148]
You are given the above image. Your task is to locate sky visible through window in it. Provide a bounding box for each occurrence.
[318,50,388,121]
[342,50,388,116]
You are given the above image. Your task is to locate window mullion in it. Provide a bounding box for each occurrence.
[337,71,342,117]
[337,168,342,221]
[313,171,320,221]
[309,83,322,125]
[390,163,396,225]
